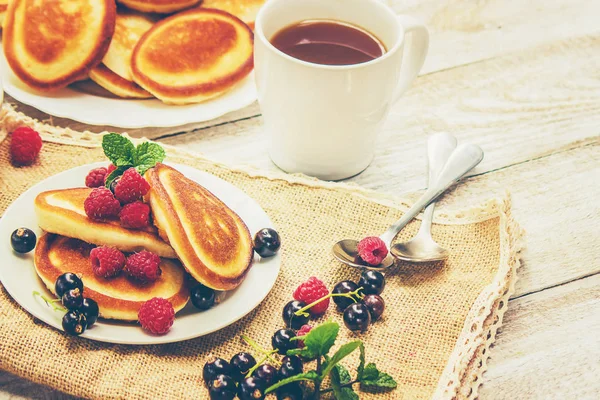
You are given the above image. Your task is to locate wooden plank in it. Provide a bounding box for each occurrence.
[479,273,600,399]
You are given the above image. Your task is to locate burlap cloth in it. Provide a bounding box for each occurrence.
[0,106,524,400]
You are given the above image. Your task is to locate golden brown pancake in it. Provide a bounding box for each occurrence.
[3,0,116,90]
[144,163,253,290]
[35,188,177,258]
[201,0,265,29]
[35,234,189,321]
[90,63,153,99]
[131,8,254,105]
[117,0,200,14]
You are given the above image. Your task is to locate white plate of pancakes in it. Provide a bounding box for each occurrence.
[0,0,265,128]
[0,162,281,345]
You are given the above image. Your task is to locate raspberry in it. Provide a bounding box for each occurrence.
[114,168,150,204]
[90,246,126,278]
[84,187,121,220]
[125,250,162,283]
[119,201,150,229]
[296,324,312,348]
[138,297,174,335]
[85,167,108,188]
[10,127,42,166]
[357,237,388,266]
[293,277,330,316]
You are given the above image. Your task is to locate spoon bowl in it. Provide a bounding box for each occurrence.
[391,236,450,262]
[332,239,395,270]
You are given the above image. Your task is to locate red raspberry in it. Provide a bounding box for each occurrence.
[357,237,388,266]
[10,127,42,166]
[119,201,150,229]
[90,246,126,278]
[84,187,121,220]
[125,250,162,283]
[296,324,312,348]
[138,297,174,335]
[114,168,150,204]
[293,277,330,316]
[85,167,108,188]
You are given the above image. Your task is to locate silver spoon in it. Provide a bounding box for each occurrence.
[392,133,457,262]
[332,142,484,270]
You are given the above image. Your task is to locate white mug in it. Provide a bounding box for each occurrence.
[254,0,429,180]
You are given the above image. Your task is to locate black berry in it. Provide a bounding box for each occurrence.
[343,303,371,332]
[55,273,84,298]
[362,294,385,321]
[271,329,296,355]
[80,298,99,326]
[253,228,281,257]
[278,355,303,380]
[61,287,83,310]
[203,357,232,386]
[62,310,87,336]
[282,300,309,329]
[191,284,216,310]
[230,352,257,381]
[276,382,303,400]
[109,178,119,194]
[358,270,385,295]
[252,364,278,387]
[10,228,36,253]
[208,374,237,400]
[332,280,358,310]
[238,376,265,400]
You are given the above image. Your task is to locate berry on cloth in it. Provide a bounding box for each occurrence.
[293,276,330,316]
[85,167,108,188]
[114,167,150,204]
[125,250,162,283]
[10,127,42,166]
[357,236,388,266]
[84,187,121,220]
[138,297,175,335]
[119,201,150,229]
[90,246,126,278]
[296,324,312,348]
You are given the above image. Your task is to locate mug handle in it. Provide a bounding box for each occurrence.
[392,15,429,102]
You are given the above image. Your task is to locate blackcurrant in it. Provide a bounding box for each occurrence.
[61,288,83,310]
[362,294,385,321]
[190,284,216,310]
[10,228,36,253]
[238,376,266,400]
[332,280,358,310]
[358,270,385,295]
[80,298,99,326]
[282,300,309,329]
[203,357,232,386]
[230,352,257,381]
[109,178,119,194]
[253,228,281,257]
[271,329,296,355]
[55,273,84,298]
[276,382,303,400]
[343,303,371,332]
[252,364,278,387]
[62,310,87,336]
[208,374,237,400]
[278,356,303,380]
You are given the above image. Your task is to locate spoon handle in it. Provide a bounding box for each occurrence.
[380,143,484,246]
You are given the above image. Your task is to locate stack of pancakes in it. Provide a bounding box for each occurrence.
[34,164,254,322]
[2,0,264,104]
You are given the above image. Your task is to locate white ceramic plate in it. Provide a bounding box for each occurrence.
[0,46,257,129]
[0,163,280,345]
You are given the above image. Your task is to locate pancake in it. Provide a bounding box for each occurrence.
[90,63,153,98]
[201,0,265,29]
[35,234,189,321]
[131,8,254,105]
[117,0,200,14]
[144,163,253,290]
[3,0,116,90]
[35,188,177,258]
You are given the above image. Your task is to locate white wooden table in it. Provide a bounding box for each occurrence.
[1,0,599,398]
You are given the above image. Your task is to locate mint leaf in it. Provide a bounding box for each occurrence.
[321,340,362,379]
[357,342,366,380]
[303,322,339,359]
[360,363,397,389]
[104,165,129,188]
[133,142,165,175]
[102,133,134,167]
[265,371,318,394]
[333,364,352,384]
[361,363,379,381]
[331,365,358,400]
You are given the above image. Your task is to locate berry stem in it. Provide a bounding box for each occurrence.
[314,356,322,399]
[245,349,280,378]
[242,335,280,365]
[319,380,359,394]
[294,288,365,317]
[33,291,66,313]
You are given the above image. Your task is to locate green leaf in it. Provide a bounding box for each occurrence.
[357,342,366,380]
[104,165,129,188]
[303,322,339,359]
[285,348,304,357]
[133,142,166,175]
[361,363,378,381]
[360,363,397,389]
[264,371,318,394]
[333,364,352,384]
[102,133,134,166]
[321,340,362,379]
[331,365,358,400]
